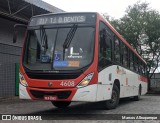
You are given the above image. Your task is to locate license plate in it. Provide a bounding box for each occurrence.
[44,95,57,101]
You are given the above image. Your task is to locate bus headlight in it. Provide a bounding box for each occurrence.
[77,73,94,88]
[19,73,28,87]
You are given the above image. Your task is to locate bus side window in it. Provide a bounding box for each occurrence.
[98,22,112,71]
[114,38,120,63]
[99,30,107,69]
[126,47,129,67]
[104,30,112,61]
[135,56,139,73]
[121,43,127,66]
[138,60,142,74]
[144,64,147,75]
[130,51,134,70]
[133,54,136,71]
[127,48,130,68]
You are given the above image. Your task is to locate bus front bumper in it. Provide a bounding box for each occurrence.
[19,84,98,102]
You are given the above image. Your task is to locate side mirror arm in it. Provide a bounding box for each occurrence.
[13,24,27,43]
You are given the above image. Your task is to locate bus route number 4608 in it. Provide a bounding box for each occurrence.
[60,81,75,87]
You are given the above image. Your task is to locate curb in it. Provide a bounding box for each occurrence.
[0,96,33,103]
[0,96,19,102]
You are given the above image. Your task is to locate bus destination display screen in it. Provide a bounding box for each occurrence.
[29,13,96,26]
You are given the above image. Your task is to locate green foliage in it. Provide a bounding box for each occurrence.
[104,1,160,78]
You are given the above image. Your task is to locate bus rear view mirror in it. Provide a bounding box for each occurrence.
[13,24,27,43]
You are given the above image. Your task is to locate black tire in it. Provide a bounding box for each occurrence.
[51,101,71,108]
[133,85,141,101]
[103,84,120,109]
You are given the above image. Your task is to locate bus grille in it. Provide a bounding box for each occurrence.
[26,72,80,80]
[30,90,72,99]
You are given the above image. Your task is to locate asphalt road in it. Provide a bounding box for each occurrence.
[0,94,160,121]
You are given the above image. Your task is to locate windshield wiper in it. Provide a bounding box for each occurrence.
[40,26,48,53]
[62,24,78,60]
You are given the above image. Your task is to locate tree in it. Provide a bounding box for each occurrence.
[105,2,160,79]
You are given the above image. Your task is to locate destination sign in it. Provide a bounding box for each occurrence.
[29,13,96,26]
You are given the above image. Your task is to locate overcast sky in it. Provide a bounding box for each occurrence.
[43,0,160,19]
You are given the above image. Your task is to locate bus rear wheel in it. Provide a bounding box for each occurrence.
[51,101,71,108]
[104,84,120,109]
[133,85,141,101]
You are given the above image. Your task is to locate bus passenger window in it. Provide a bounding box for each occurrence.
[98,25,112,70]
[130,52,134,70]
[114,38,120,63]
[133,55,136,71]
[99,30,106,69]
[105,37,112,61]
[140,61,144,75]
[127,49,130,68]
[135,57,139,72]
[144,64,147,75]
[124,46,128,67]
[98,21,114,71]
[121,43,125,65]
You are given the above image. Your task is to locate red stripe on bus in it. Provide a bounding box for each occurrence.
[138,76,148,83]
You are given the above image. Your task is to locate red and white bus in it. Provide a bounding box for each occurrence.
[14,12,148,109]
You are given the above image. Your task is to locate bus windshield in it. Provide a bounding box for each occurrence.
[23,25,95,71]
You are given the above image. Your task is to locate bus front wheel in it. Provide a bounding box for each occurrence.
[104,84,120,109]
[51,101,71,108]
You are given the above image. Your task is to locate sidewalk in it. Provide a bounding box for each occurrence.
[0,96,18,101]
[147,90,160,95]
[0,96,33,104]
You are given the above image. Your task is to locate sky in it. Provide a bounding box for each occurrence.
[43,0,160,19]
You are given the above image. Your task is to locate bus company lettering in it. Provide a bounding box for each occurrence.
[138,75,148,82]
[37,16,86,25]
[63,16,86,23]
[116,66,126,75]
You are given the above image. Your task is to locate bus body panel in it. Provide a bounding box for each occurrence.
[96,84,112,101]
[19,84,31,99]
[72,84,97,102]
[98,65,148,99]
[19,83,98,102]
[140,78,148,95]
